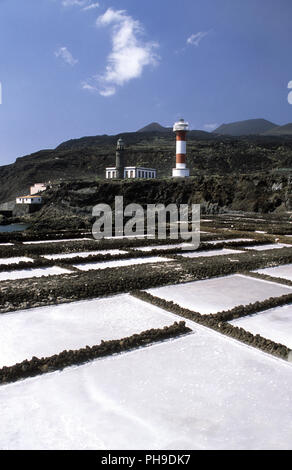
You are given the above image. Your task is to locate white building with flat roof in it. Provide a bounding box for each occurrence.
[30,183,47,195]
[16,195,43,204]
[106,166,157,179]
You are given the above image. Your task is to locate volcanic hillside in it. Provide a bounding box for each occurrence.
[0,127,292,204]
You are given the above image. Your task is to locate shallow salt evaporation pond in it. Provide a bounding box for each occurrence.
[180,248,244,258]
[0,256,34,265]
[22,238,93,244]
[42,249,127,260]
[230,304,292,349]
[253,263,292,282]
[73,256,172,271]
[104,234,148,240]
[0,266,71,282]
[242,243,292,251]
[0,294,181,368]
[146,274,292,314]
[133,243,194,252]
[0,319,292,450]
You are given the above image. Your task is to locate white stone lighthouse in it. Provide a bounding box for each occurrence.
[172,118,190,177]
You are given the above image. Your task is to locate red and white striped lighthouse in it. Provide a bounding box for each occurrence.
[172,118,190,177]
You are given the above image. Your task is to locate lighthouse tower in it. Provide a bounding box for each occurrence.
[116,138,125,179]
[172,118,190,177]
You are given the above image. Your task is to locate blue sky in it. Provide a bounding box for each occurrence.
[0,0,292,164]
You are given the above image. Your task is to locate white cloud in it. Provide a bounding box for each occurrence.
[81,81,115,97]
[81,82,97,91]
[55,46,78,66]
[81,80,116,97]
[99,86,116,97]
[83,2,99,10]
[187,31,209,47]
[204,123,218,131]
[83,8,159,97]
[61,0,99,11]
[62,0,87,6]
[288,80,292,89]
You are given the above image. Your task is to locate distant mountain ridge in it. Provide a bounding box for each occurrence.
[137,122,171,132]
[263,123,292,136]
[138,119,292,137]
[213,119,277,136]
[136,122,212,139]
